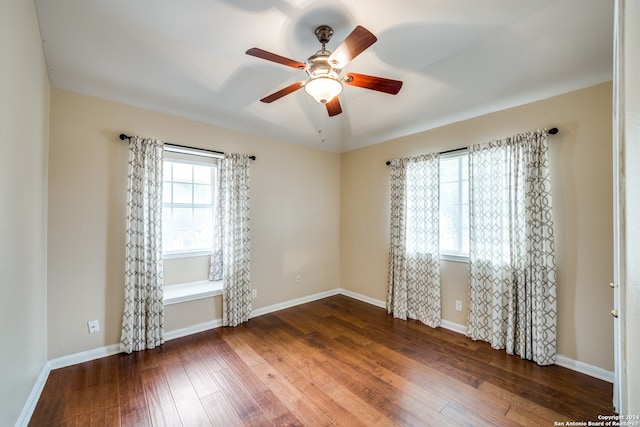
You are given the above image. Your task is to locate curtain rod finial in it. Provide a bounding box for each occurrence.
[548,128,558,135]
[119,133,130,140]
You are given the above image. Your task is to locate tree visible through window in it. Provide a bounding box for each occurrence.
[162,152,217,255]
[439,151,469,258]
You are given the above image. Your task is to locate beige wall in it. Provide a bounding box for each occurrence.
[0,0,50,425]
[341,82,614,371]
[47,89,340,358]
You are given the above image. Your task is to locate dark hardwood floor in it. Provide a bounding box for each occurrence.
[30,295,615,426]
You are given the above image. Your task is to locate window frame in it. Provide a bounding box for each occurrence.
[439,150,469,262]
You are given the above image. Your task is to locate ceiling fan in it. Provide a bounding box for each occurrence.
[246,25,403,117]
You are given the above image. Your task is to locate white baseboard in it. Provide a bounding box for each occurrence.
[164,319,223,341]
[339,288,386,309]
[22,287,614,425]
[440,319,467,335]
[48,343,121,370]
[250,288,342,318]
[555,354,614,383]
[15,362,51,427]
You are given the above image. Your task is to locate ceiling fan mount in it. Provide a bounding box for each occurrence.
[314,25,334,47]
[246,24,403,116]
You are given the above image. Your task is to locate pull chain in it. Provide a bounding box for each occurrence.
[318,105,326,144]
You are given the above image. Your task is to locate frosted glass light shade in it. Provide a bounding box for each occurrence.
[304,76,343,104]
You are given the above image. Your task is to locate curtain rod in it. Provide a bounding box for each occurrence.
[119,134,256,161]
[385,127,559,165]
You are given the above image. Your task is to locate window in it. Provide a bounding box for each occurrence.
[162,150,218,257]
[161,148,223,305]
[439,151,469,260]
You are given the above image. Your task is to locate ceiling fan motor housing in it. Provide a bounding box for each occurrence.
[306,50,338,77]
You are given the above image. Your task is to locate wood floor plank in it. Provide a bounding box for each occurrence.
[478,380,566,423]
[302,332,459,427]
[488,350,614,408]
[259,332,400,427]
[312,314,515,416]
[440,401,513,427]
[333,334,450,414]
[28,369,70,426]
[238,325,371,426]
[212,368,274,425]
[30,295,616,427]
[251,361,335,427]
[249,318,439,426]
[139,365,183,427]
[160,352,212,426]
[219,329,269,367]
[505,403,562,427]
[177,344,222,399]
[212,340,303,426]
[118,354,152,427]
[440,352,607,420]
[201,391,244,427]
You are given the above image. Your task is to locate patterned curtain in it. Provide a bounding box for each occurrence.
[209,158,223,282]
[120,136,165,354]
[467,130,557,366]
[219,153,252,327]
[387,154,441,328]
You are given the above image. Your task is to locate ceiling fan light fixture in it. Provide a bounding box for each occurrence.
[304,76,343,104]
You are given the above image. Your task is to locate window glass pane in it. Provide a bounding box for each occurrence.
[173,163,192,183]
[440,181,458,205]
[163,162,173,181]
[461,156,469,179]
[162,182,172,203]
[173,182,192,204]
[193,165,211,184]
[193,206,213,220]
[440,158,458,182]
[194,184,212,204]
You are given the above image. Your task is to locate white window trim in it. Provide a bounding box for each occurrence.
[163,280,223,305]
[164,144,224,160]
[162,250,212,260]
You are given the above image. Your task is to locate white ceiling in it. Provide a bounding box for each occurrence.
[34,0,614,153]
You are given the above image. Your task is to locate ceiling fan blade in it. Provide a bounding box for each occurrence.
[260,81,304,103]
[343,73,403,95]
[326,97,342,117]
[328,26,377,68]
[246,48,308,70]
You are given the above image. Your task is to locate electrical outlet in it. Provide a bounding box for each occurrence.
[251,289,257,299]
[87,320,100,334]
[296,274,302,283]
[455,300,462,312]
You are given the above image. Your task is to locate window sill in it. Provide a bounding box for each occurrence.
[164,280,222,305]
[163,250,211,260]
[440,254,469,263]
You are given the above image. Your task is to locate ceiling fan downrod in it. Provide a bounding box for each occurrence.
[314,25,334,51]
